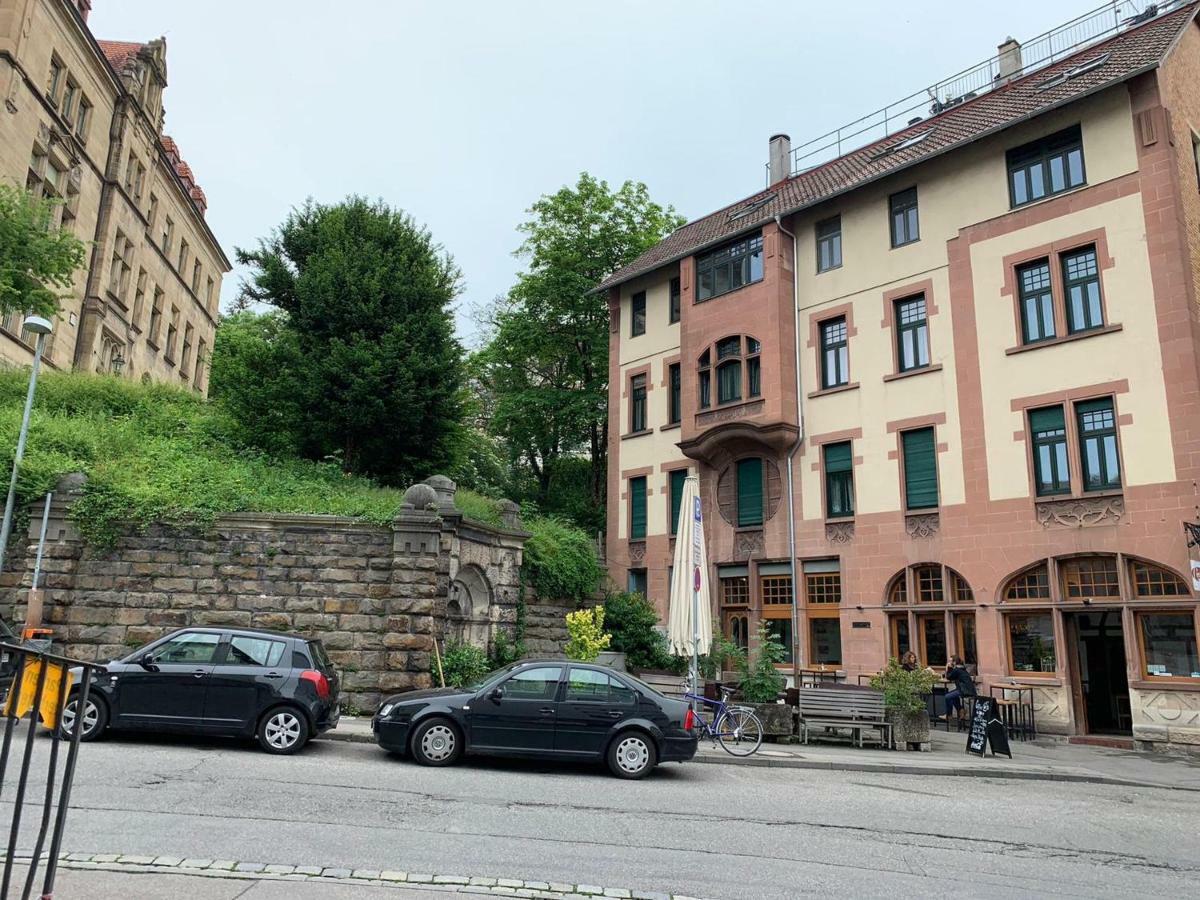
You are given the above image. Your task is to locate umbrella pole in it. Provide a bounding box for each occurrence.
[691,585,700,705]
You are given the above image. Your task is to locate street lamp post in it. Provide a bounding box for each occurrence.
[0,315,53,575]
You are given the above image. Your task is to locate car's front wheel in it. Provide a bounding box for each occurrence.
[59,693,107,742]
[257,708,310,755]
[410,718,462,767]
[608,730,657,779]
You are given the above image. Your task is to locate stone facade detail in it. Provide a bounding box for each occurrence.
[0,476,527,712]
[627,541,646,564]
[694,399,765,427]
[1035,495,1125,528]
[733,531,764,560]
[825,521,855,544]
[904,513,940,539]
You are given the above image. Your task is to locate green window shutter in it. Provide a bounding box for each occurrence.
[670,470,686,535]
[902,428,938,509]
[824,441,852,474]
[1029,407,1064,433]
[736,458,763,527]
[630,477,647,540]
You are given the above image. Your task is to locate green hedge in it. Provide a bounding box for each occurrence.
[521,515,603,605]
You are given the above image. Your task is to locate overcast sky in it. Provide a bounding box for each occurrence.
[91,0,1082,345]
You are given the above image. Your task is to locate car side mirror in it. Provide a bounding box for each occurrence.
[488,687,504,703]
[138,654,159,671]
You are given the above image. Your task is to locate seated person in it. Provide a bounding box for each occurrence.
[944,656,976,719]
[900,651,920,672]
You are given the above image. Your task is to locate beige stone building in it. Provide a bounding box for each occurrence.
[0,0,228,392]
[603,2,1200,750]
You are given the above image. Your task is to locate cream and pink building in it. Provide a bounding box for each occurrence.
[603,2,1200,750]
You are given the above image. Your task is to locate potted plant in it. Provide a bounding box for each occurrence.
[737,624,792,737]
[699,630,746,699]
[871,658,937,750]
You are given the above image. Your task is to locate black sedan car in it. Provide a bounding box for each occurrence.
[61,627,340,754]
[372,659,698,778]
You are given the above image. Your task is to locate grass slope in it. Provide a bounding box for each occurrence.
[0,370,500,547]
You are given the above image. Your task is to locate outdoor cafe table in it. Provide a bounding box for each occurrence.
[798,666,843,687]
[990,682,1038,739]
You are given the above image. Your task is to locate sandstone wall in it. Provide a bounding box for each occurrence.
[0,478,528,712]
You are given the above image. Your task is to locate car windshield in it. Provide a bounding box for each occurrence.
[461,663,522,693]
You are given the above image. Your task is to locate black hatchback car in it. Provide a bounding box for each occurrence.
[372,660,697,778]
[61,627,340,754]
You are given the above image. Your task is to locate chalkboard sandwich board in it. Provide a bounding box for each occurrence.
[966,697,1012,758]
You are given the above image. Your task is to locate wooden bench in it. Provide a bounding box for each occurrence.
[797,687,891,749]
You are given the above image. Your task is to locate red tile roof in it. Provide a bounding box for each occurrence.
[96,40,143,75]
[597,2,1200,293]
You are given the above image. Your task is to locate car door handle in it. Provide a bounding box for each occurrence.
[264,672,282,679]
[539,707,555,715]
[607,711,623,718]
[192,669,207,679]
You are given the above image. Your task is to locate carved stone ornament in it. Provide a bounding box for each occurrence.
[825,521,855,544]
[1036,495,1124,528]
[734,531,764,560]
[905,513,940,539]
[696,400,765,427]
[628,541,646,564]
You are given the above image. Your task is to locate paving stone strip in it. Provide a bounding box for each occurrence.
[10,849,701,900]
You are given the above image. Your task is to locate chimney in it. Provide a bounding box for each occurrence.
[997,36,1023,83]
[768,133,791,185]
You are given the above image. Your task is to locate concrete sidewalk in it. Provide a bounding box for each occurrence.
[327,716,1200,791]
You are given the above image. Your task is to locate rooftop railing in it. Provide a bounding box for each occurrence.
[766,1,1176,184]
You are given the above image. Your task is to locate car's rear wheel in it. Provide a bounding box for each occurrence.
[607,730,657,779]
[410,718,462,767]
[257,708,310,755]
[59,693,107,742]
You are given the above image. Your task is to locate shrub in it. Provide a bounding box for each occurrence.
[603,591,675,671]
[437,640,490,688]
[699,629,747,682]
[488,628,525,668]
[870,658,937,713]
[564,605,611,662]
[521,516,603,604]
[738,623,786,704]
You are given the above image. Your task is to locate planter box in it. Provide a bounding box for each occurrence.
[749,702,795,737]
[595,651,627,672]
[887,708,931,750]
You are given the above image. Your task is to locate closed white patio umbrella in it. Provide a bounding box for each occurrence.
[667,475,712,695]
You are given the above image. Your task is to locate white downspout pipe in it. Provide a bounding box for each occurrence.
[775,215,805,689]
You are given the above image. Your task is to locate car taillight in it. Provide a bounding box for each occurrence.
[684,709,696,731]
[300,669,330,700]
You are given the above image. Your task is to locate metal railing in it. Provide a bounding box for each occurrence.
[0,641,102,899]
[767,1,1171,184]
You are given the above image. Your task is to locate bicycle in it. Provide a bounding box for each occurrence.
[682,683,764,757]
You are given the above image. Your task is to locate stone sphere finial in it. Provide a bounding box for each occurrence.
[401,482,439,511]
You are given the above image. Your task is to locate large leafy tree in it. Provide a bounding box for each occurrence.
[0,184,87,316]
[474,174,683,522]
[224,197,464,484]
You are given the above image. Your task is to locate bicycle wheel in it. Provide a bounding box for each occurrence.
[714,708,763,757]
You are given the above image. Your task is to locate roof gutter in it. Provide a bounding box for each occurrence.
[775,214,805,687]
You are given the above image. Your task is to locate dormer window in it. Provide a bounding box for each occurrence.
[695,233,764,302]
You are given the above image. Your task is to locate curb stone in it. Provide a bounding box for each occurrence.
[10,851,717,900]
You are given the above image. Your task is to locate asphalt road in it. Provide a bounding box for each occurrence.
[3,729,1199,899]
